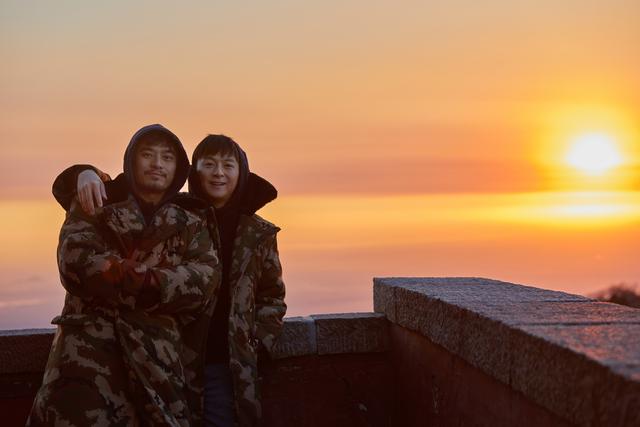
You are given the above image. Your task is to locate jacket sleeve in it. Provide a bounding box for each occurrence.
[52,164,111,210]
[254,233,287,353]
[57,207,155,307]
[58,206,218,315]
[146,217,220,315]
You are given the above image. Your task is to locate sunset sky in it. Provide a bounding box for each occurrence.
[1,1,639,329]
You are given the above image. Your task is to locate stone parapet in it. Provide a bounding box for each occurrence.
[0,313,389,376]
[0,313,391,426]
[272,312,389,358]
[374,277,640,426]
[0,329,54,378]
[1,278,637,426]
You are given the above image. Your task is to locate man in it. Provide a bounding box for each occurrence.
[52,134,286,427]
[189,135,286,427]
[28,124,220,426]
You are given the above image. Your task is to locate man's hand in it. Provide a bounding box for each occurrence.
[77,170,107,215]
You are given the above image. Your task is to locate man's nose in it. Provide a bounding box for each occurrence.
[213,164,224,175]
[151,155,163,167]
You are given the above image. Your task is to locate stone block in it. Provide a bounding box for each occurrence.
[375,277,640,426]
[520,323,640,378]
[0,329,55,375]
[468,300,640,326]
[373,278,396,322]
[390,324,573,427]
[393,285,461,348]
[509,324,640,426]
[262,352,394,427]
[377,277,590,304]
[311,313,389,355]
[271,317,317,359]
[392,285,513,384]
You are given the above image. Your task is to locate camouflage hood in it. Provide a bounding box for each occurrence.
[123,124,191,204]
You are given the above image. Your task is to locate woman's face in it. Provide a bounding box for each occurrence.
[196,153,239,208]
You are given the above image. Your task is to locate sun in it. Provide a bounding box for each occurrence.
[565,133,623,176]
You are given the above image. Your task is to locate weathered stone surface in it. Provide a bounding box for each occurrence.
[0,329,55,423]
[390,324,573,427]
[389,282,514,384]
[373,278,396,322]
[509,325,640,426]
[375,277,640,426]
[2,277,638,427]
[377,277,590,304]
[0,329,54,375]
[272,314,391,358]
[1,338,395,427]
[0,329,54,337]
[262,352,394,427]
[311,313,389,355]
[468,301,640,326]
[521,323,640,376]
[271,317,317,359]
[377,276,599,382]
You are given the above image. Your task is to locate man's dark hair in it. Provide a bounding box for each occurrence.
[192,134,241,164]
[136,130,176,154]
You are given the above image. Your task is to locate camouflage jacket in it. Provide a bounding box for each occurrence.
[219,213,286,427]
[28,195,220,426]
[49,165,285,426]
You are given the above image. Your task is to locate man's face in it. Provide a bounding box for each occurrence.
[196,153,239,208]
[133,140,177,202]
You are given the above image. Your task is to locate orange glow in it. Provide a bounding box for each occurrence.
[0,201,65,262]
[2,99,640,326]
[2,194,639,326]
[533,104,639,191]
[485,191,640,227]
[1,2,639,327]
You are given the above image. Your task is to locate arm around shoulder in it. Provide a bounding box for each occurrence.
[57,204,153,306]
[52,164,110,211]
